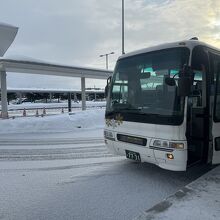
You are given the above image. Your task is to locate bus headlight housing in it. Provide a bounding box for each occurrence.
[104,130,115,141]
[153,140,184,149]
[169,142,184,149]
[153,140,169,148]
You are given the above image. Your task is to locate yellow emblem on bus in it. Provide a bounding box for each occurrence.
[105,114,123,128]
[115,114,123,125]
[105,118,112,127]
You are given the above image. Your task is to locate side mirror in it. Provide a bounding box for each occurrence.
[105,76,112,97]
[140,72,151,79]
[177,65,193,97]
[105,85,108,97]
[165,77,176,86]
[178,77,192,97]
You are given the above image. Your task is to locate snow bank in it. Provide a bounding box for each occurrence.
[0,109,105,134]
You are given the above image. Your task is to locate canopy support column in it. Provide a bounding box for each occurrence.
[74,92,77,102]
[0,71,8,118]
[49,93,52,103]
[81,77,86,110]
[19,92,22,104]
[68,92,72,112]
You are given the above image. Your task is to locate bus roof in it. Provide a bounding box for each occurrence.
[119,39,220,60]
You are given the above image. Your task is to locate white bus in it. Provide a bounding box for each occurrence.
[104,39,220,171]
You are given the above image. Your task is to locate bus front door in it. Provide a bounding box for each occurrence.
[212,65,220,164]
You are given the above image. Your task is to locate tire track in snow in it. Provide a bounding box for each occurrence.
[0,143,113,161]
[0,136,121,165]
[0,138,104,145]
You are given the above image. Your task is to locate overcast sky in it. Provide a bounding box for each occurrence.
[1,0,220,90]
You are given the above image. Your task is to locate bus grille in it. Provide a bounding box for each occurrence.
[117,134,147,146]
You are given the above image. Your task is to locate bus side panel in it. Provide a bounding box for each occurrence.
[212,122,220,164]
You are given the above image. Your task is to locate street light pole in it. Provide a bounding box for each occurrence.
[99,52,114,70]
[106,54,108,70]
[122,0,125,54]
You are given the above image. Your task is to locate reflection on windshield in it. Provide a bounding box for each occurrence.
[107,47,189,118]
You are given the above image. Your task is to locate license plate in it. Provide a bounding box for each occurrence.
[125,150,141,162]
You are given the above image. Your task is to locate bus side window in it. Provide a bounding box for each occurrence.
[112,84,128,104]
[193,81,203,107]
[189,71,203,107]
[191,46,209,108]
[111,71,129,104]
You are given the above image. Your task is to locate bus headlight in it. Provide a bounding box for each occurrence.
[169,142,184,149]
[153,140,184,149]
[104,130,115,141]
[153,140,169,148]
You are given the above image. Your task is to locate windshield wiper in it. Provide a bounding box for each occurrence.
[112,103,139,110]
[113,107,140,112]
[145,113,173,117]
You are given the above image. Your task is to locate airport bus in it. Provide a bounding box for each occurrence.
[104,38,220,171]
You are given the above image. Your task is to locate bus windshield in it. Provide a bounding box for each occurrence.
[106,47,190,125]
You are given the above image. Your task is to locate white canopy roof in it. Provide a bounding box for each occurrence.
[0,58,113,79]
[7,87,104,93]
[0,22,18,56]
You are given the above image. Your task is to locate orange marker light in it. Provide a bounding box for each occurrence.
[167,153,174,160]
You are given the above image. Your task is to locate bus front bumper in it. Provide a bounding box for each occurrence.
[105,139,187,171]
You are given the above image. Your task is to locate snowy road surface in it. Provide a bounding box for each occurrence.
[0,111,211,220]
[0,136,210,220]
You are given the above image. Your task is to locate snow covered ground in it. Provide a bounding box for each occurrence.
[0,109,212,220]
[135,165,220,220]
[0,157,210,220]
